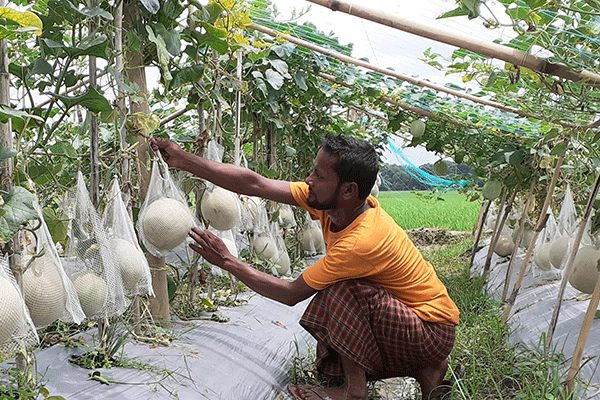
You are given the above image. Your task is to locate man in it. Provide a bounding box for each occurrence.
[150,134,459,400]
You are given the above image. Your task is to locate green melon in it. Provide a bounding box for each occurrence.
[409,120,426,137]
[201,187,241,231]
[273,250,291,276]
[482,180,502,200]
[433,160,448,176]
[300,226,325,254]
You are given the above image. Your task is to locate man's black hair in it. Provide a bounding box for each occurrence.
[321,134,380,200]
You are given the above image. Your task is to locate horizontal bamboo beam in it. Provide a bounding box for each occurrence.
[306,0,600,87]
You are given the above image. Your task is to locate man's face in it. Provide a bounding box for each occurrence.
[305,149,341,211]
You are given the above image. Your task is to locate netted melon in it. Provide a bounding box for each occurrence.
[240,196,261,225]
[300,226,325,254]
[142,197,194,251]
[253,234,277,260]
[409,120,426,137]
[550,237,571,270]
[433,160,448,176]
[109,238,146,292]
[534,242,553,271]
[569,245,600,294]
[73,273,107,319]
[22,255,67,327]
[273,251,290,276]
[482,180,502,200]
[201,187,240,231]
[493,236,514,257]
[0,276,23,346]
[279,207,295,228]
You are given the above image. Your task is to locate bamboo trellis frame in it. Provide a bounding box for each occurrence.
[481,186,514,284]
[305,0,600,87]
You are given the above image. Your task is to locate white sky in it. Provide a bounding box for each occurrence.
[269,0,515,165]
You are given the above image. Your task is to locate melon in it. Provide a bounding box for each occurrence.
[108,238,146,292]
[0,276,23,346]
[433,160,448,176]
[370,184,379,198]
[142,197,194,251]
[569,246,600,294]
[22,255,68,327]
[550,237,571,270]
[241,196,261,224]
[534,242,553,271]
[300,226,325,254]
[253,234,278,260]
[201,187,241,231]
[279,207,295,228]
[482,180,502,200]
[73,273,107,319]
[493,236,514,257]
[409,120,426,137]
[512,227,534,249]
[273,250,291,275]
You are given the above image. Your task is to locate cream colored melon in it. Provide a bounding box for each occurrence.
[253,234,277,260]
[494,236,514,257]
[22,255,67,327]
[201,187,240,231]
[569,246,600,294]
[0,276,23,346]
[109,238,146,292]
[73,273,107,319]
[300,226,325,254]
[409,120,426,137]
[534,242,553,271]
[142,197,194,251]
[550,237,571,270]
[279,207,295,228]
[273,250,290,275]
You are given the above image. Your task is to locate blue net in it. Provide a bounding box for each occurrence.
[387,139,470,189]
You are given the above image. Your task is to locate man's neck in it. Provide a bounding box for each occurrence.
[327,200,372,232]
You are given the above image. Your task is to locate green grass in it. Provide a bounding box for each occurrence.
[377,191,481,231]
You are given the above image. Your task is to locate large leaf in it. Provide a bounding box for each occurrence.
[42,35,109,60]
[147,26,172,81]
[265,68,284,90]
[140,0,160,14]
[170,64,205,88]
[153,23,181,57]
[0,187,38,244]
[42,207,69,248]
[0,145,17,161]
[49,141,78,159]
[0,105,44,124]
[0,7,42,35]
[54,86,112,116]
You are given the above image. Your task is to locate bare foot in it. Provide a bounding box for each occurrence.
[414,358,450,400]
[290,384,367,400]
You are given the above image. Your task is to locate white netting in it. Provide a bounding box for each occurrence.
[22,198,85,327]
[271,223,291,276]
[252,207,280,263]
[62,171,129,320]
[137,152,198,258]
[299,211,326,256]
[277,203,297,229]
[207,227,239,277]
[0,255,39,356]
[240,195,263,231]
[102,178,154,297]
[557,183,579,237]
[533,212,558,272]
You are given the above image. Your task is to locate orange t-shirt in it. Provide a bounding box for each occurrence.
[291,182,459,326]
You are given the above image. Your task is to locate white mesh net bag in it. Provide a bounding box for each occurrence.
[103,178,153,297]
[199,141,241,232]
[62,172,129,320]
[252,206,280,264]
[271,223,291,276]
[277,204,297,230]
[206,227,239,277]
[137,152,197,258]
[0,255,39,356]
[533,212,558,272]
[22,198,85,327]
[299,211,326,256]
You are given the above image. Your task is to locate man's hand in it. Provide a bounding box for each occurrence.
[188,227,232,270]
[149,137,188,169]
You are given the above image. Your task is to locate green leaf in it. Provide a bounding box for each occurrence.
[43,207,69,247]
[54,86,112,116]
[0,186,38,244]
[88,370,115,385]
[0,145,17,160]
[199,21,228,39]
[0,7,42,35]
[265,68,284,90]
[437,7,470,19]
[293,70,308,91]
[268,59,291,78]
[140,0,160,14]
[0,105,44,124]
[80,5,113,20]
[550,141,567,155]
[153,22,181,56]
[49,141,78,159]
[171,64,205,88]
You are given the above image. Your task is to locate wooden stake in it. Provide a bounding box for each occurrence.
[481,186,514,284]
[546,169,600,350]
[304,0,600,87]
[470,200,491,270]
[501,146,567,324]
[500,178,536,301]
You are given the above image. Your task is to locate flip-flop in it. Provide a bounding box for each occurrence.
[288,384,332,400]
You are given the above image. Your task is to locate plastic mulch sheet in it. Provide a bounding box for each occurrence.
[472,242,600,399]
[1,294,315,400]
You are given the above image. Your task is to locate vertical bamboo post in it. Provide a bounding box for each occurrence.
[500,178,536,301]
[546,169,600,351]
[481,186,513,283]
[501,145,567,324]
[469,200,491,269]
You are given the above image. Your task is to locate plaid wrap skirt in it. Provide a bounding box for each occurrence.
[300,279,456,380]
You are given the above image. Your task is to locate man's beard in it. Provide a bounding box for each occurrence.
[306,184,339,210]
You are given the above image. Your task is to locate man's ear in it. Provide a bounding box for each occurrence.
[341,182,359,200]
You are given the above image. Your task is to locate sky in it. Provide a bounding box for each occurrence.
[268,0,515,165]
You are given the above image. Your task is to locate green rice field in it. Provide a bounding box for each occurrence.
[377,191,482,232]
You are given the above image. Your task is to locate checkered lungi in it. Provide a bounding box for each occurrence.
[299,279,456,380]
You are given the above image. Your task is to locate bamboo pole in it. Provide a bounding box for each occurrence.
[305,0,600,87]
[250,24,545,122]
[565,265,600,396]
[546,169,600,351]
[481,186,514,283]
[500,177,536,302]
[470,200,491,270]
[501,145,567,324]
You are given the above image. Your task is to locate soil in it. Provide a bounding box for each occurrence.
[405,227,472,252]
